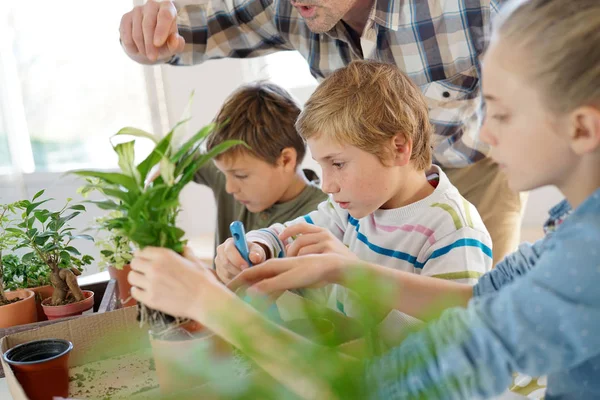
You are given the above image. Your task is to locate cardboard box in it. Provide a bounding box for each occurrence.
[1,306,158,400]
[1,292,378,399]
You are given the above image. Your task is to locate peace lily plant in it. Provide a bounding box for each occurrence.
[73,94,243,334]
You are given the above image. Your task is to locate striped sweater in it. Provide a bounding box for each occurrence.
[247,165,493,319]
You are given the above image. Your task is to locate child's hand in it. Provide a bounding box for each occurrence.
[128,247,224,321]
[215,238,267,284]
[280,223,358,259]
[228,253,350,295]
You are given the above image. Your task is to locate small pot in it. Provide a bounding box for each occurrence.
[41,290,94,320]
[149,324,230,394]
[0,289,37,328]
[108,264,137,308]
[3,338,73,400]
[29,285,54,322]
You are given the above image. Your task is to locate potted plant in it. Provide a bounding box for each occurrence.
[91,210,135,307]
[1,252,54,321]
[6,191,95,320]
[73,104,241,334]
[0,202,37,328]
[72,102,242,392]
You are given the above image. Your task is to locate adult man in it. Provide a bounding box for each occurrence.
[119,0,521,265]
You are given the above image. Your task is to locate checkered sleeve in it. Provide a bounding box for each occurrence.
[170,0,294,66]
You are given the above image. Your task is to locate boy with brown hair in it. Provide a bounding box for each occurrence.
[194,82,326,273]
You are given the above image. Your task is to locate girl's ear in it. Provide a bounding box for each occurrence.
[569,106,600,155]
[391,134,413,167]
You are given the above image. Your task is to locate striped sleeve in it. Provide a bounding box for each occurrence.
[418,227,493,285]
[171,0,293,66]
[246,197,348,259]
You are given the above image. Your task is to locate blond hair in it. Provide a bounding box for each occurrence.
[493,0,600,113]
[296,61,433,170]
[207,82,305,165]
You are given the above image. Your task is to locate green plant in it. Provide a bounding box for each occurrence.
[0,202,20,305]
[5,190,94,306]
[1,253,52,291]
[91,211,134,271]
[72,98,243,333]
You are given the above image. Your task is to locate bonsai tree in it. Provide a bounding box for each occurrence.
[5,190,94,306]
[73,102,243,334]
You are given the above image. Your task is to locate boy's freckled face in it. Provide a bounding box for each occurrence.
[480,40,577,193]
[307,135,402,219]
[213,152,290,213]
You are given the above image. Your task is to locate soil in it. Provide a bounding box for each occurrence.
[0,297,21,307]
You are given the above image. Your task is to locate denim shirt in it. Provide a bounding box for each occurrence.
[367,189,600,399]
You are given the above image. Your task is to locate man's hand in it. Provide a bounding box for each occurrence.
[120,0,185,64]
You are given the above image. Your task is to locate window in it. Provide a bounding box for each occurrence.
[0,1,165,174]
[262,51,318,89]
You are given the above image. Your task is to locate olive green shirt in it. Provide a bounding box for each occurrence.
[194,162,327,262]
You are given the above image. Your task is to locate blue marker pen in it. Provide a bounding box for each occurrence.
[230,220,253,266]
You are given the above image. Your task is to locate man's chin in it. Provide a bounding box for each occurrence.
[303,18,337,33]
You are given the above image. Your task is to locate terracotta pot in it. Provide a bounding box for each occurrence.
[149,325,231,394]
[0,289,37,328]
[3,338,73,400]
[41,290,94,320]
[29,285,54,322]
[108,265,137,308]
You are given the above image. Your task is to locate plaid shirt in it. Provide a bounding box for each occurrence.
[172,0,504,168]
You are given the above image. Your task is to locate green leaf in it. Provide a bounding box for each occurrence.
[26,199,52,216]
[101,188,133,205]
[60,251,71,262]
[32,189,45,202]
[34,235,50,246]
[34,210,50,224]
[71,170,140,194]
[70,234,94,242]
[114,140,142,185]
[5,227,24,235]
[58,212,81,228]
[113,126,158,144]
[169,123,216,164]
[84,199,120,211]
[22,252,35,263]
[137,131,174,181]
[37,231,57,238]
[159,157,176,186]
[65,246,81,255]
[100,250,114,257]
[68,204,86,211]
[42,243,59,252]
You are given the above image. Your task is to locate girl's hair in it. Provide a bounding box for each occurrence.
[493,0,600,113]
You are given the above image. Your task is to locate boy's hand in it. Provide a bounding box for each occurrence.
[215,238,266,284]
[228,254,350,295]
[280,223,357,259]
[128,246,223,321]
[120,0,185,64]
